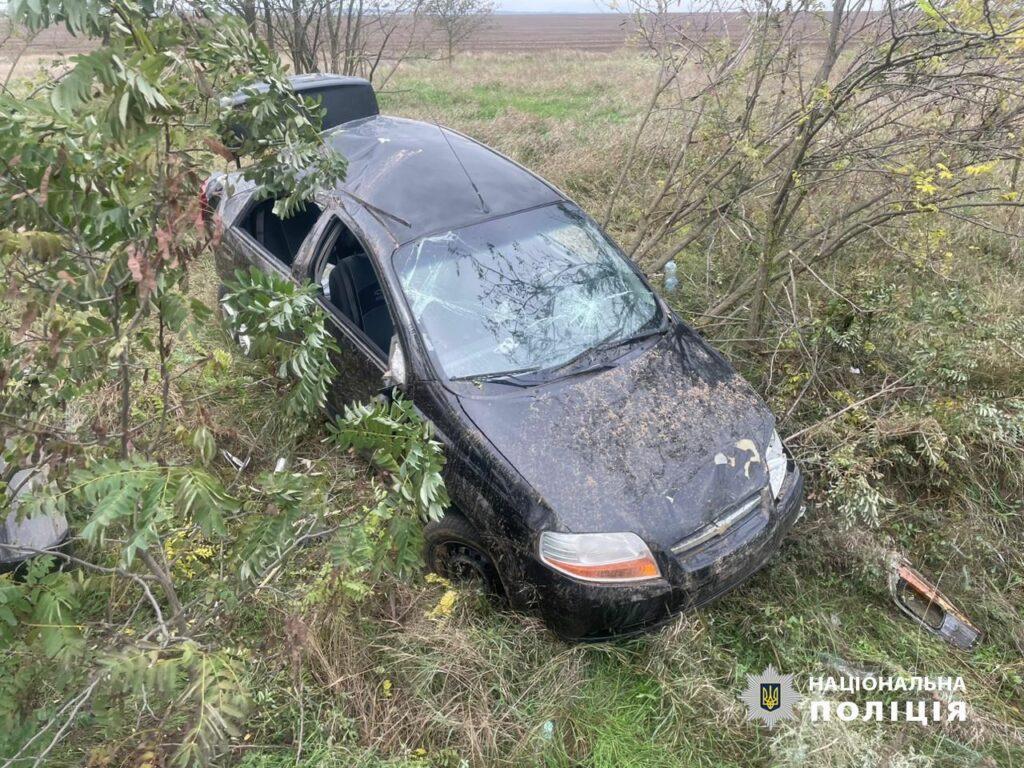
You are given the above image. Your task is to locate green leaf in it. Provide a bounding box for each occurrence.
[917,0,942,21]
[118,90,129,128]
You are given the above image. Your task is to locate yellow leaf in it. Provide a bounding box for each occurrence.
[427,589,458,620]
[965,161,996,176]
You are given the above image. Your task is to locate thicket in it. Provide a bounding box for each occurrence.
[1,0,1023,765]
[0,1,446,764]
[611,0,1024,532]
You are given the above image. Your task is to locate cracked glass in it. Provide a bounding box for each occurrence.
[393,204,660,380]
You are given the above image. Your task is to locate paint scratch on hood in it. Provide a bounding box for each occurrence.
[735,438,762,478]
[714,452,735,467]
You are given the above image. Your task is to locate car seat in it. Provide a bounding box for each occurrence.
[252,206,290,264]
[250,200,321,266]
[328,263,356,320]
[279,203,321,263]
[330,253,394,353]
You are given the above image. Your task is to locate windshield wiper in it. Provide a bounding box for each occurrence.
[541,321,670,378]
[592,323,669,354]
[450,365,541,386]
[449,323,669,388]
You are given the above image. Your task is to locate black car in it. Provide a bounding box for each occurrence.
[1,458,69,573]
[206,77,804,639]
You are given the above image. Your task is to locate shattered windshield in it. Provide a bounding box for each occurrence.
[392,203,661,381]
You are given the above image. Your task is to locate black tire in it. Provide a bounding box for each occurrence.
[424,512,504,596]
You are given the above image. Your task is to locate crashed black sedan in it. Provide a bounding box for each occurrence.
[207,76,804,639]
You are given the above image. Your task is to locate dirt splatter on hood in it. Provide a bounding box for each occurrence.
[457,324,775,548]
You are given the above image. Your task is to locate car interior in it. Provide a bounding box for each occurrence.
[314,219,394,355]
[241,199,322,267]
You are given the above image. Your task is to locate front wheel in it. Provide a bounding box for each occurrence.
[424,513,504,597]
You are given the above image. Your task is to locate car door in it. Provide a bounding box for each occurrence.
[214,190,259,285]
[226,224,290,282]
[304,213,393,412]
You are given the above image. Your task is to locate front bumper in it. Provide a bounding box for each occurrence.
[524,463,804,640]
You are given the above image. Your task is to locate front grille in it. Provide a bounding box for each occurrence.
[671,489,768,556]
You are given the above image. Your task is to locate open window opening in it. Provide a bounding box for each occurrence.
[314,218,394,355]
[241,198,322,267]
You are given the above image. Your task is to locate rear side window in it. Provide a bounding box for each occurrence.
[240,198,321,267]
[304,85,379,130]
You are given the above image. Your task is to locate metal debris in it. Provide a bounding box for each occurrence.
[888,555,982,651]
[221,450,250,471]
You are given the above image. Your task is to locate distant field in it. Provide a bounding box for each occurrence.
[1,12,835,63]
[461,12,751,52]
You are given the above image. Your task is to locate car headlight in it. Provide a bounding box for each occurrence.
[766,429,788,499]
[539,531,661,583]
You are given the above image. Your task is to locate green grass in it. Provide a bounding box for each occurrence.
[218,537,1022,766]
[208,52,1024,768]
[385,80,626,123]
[17,50,1020,768]
[568,666,672,768]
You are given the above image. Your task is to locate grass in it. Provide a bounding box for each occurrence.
[388,81,627,123]
[5,49,1022,767]
[378,53,652,213]
[193,51,1023,768]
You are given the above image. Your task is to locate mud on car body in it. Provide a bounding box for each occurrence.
[206,76,804,640]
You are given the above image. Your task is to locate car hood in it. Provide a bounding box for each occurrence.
[456,324,776,549]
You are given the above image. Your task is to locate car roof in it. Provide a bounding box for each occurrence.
[222,73,373,103]
[322,115,564,243]
[289,73,370,90]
